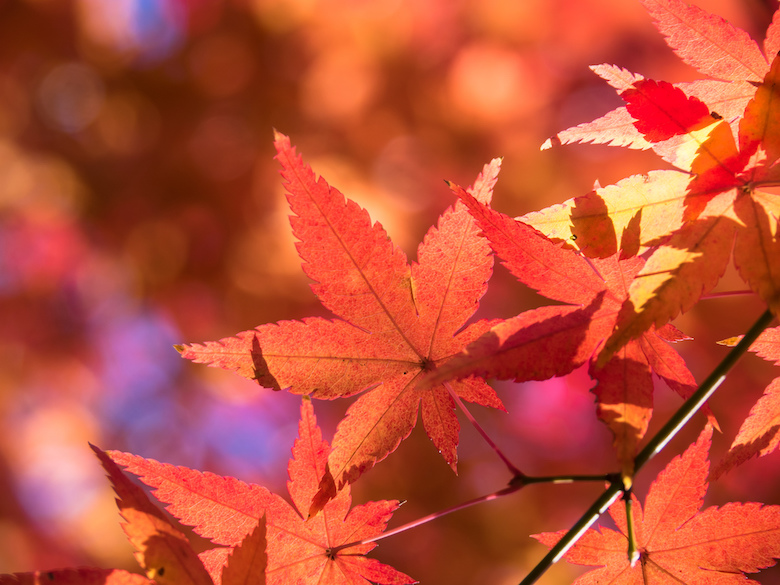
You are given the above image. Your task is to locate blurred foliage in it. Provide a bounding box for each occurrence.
[0,0,778,583]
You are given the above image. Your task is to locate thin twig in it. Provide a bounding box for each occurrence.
[699,289,753,299]
[519,473,616,486]
[330,482,522,554]
[445,380,523,477]
[330,464,614,554]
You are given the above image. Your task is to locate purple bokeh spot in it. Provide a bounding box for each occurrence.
[131,0,186,65]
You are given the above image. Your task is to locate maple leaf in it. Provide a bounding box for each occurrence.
[641,0,769,82]
[619,77,740,178]
[91,444,216,585]
[712,327,780,479]
[542,0,775,154]
[108,399,415,585]
[534,425,780,583]
[0,451,266,585]
[520,170,691,259]
[622,78,714,143]
[424,186,700,473]
[177,132,504,503]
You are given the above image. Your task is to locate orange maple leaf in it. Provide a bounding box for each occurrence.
[108,399,414,585]
[177,132,505,507]
[534,425,780,583]
[713,327,780,479]
[93,444,215,585]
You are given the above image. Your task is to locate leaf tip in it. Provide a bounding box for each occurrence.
[541,136,560,150]
[89,442,108,461]
[717,336,742,347]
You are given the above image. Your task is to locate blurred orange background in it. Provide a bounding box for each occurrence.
[0,0,778,583]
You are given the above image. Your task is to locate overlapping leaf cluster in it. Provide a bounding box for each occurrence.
[427,0,780,475]
[4,0,780,583]
[1,400,412,585]
[536,426,780,584]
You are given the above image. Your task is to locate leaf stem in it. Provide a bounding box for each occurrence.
[519,473,617,486]
[330,483,522,554]
[518,308,775,585]
[624,490,640,566]
[699,289,753,299]
[332,471,617,555]
[444,381,523,477]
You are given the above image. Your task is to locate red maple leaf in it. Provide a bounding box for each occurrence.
[621,78,714,143]
[424,185,700,472]
[542,0,775,158]
[534,425,780,583]
[107,399,415,585]
[713,327,780,478]
[177,132,504,507]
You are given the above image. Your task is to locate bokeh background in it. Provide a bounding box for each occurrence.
[1,0,779,583]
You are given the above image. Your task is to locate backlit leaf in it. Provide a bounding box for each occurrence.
[179,133,505,501]
[640,0,768,82]
[108,400,414,585]
[535,426,780,583]
[91,445,214,585]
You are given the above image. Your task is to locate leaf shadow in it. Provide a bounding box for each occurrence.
[252,333,282,391]
[568,190,618,258]
[568,190,643,260]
